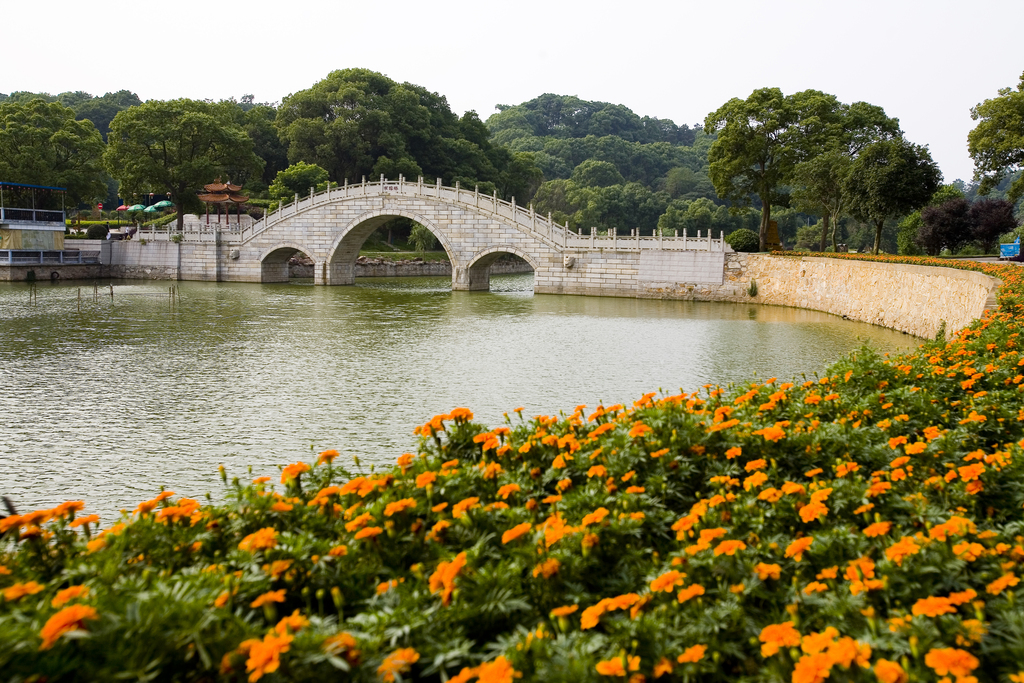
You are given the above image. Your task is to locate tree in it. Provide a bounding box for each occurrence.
[790,101,900,251]
[105,99,262,230]
[844,138,941,254]
[970,197,1018,253]
[704,88,801,251]
[276,69,538,199]
[72,90,142,140]
[968,72,1024,203]
[918,198,973,256]
[896,184,965,255]
[570,160,624,188]
[268,162,329,201]
[0,98,106,204]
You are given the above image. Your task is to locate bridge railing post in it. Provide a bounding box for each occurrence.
[475,185,479,208]
[682,229,687,250]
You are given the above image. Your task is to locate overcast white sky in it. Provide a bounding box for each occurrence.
[5,0,1022,183]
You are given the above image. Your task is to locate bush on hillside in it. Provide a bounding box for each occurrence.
[85,224,108,240]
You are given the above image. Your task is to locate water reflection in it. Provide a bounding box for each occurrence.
[0,274,914,513]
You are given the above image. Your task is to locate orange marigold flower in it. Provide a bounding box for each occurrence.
[676,584,705,603]
[69,514,100,528]
[550,605,578,617]
[280,462,310,484]
[677,644,706,663]
[415,471,437,488]
[582,507,610,527]
[377,646,420,682]
[532,558,560,579]
[429,552,468,605]
[785,537,814,561]
[874,659,908,683]
[653,657,674,678]
[317,449,340,465]
[52,585,89,608]
[904,441,927,455]
[38,604,99,650]
[958,463,986,481]
[792,652,832,683]
[497,483,521,499]
[987,572,1020,595]
[863,521,892,537]
[587,465,607,478]
[628,423,652,438]
[758,487,783,502]
[759,621,801,657]
[328,544,348,557]
[799,502,829,523]
[354,526,383,540]
[745,459,768,471]
[725,447,742,459]
[3,581,44,602]
[502,522,532,544]
[476,655,520,683]
[452,497,480,518]
[912,596,956,617]
[755,563,781,580]
[238,527,278,552]
[753,425,786,442]
[275,609,309,635]
[714,539,746,556]
[251,589,286,609]
[885,537,921,566]
[816,566,839,580]
[650,570,686,593]
[596,658,627,676]
[924,647,979,678]
[383,498,417,517]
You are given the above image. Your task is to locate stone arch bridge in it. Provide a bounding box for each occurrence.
[133,178,733,296]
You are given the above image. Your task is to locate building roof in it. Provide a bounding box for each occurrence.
[0,181,67,191]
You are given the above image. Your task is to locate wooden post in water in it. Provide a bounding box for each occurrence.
[78,288,81,313]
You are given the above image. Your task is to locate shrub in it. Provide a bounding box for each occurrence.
[726,228,759,252]
[85,224,108,240]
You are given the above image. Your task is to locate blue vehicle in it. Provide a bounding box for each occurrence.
[1000,236,1021,260]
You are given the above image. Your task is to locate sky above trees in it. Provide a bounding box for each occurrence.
[5,0,1021,184]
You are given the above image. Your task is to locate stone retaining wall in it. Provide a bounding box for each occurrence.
[640,254,999,339]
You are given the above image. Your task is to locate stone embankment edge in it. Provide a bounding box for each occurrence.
[643,253,1000,340]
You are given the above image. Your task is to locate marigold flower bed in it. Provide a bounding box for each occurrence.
[4,254,1024,682]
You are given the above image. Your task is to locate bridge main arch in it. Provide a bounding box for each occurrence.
[323,208,457,286]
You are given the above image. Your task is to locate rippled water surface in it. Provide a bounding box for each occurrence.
[0,274,914,513]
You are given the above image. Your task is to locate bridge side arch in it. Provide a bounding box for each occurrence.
[458,245,539,291]
[259,241,318,283]
[323,208,457,286]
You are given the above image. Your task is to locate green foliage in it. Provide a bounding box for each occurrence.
[570,160,624,188]
[6,259,1024,680]
[0,99,107,203]
[845,137,942,254]
[727,228,760,252]
[275,69,540,202]
[85,224,108,239]
[104,99,263,231]
[968,72,1024,203]
[408,223,438,252]
[268,162,329,201]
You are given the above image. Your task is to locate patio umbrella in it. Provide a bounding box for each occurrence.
[127,204,145,212]
[144,205,161,213]
[116,205,129,211]
[152,200,174,209]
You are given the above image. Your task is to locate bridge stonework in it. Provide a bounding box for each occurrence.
[130,179,731,295]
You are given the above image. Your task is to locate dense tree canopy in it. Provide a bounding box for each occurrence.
[275,69,539,200]
[846,137,942,254]
[105,99,262,230]
[968,71,1024,203]
[0,99,106,204]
